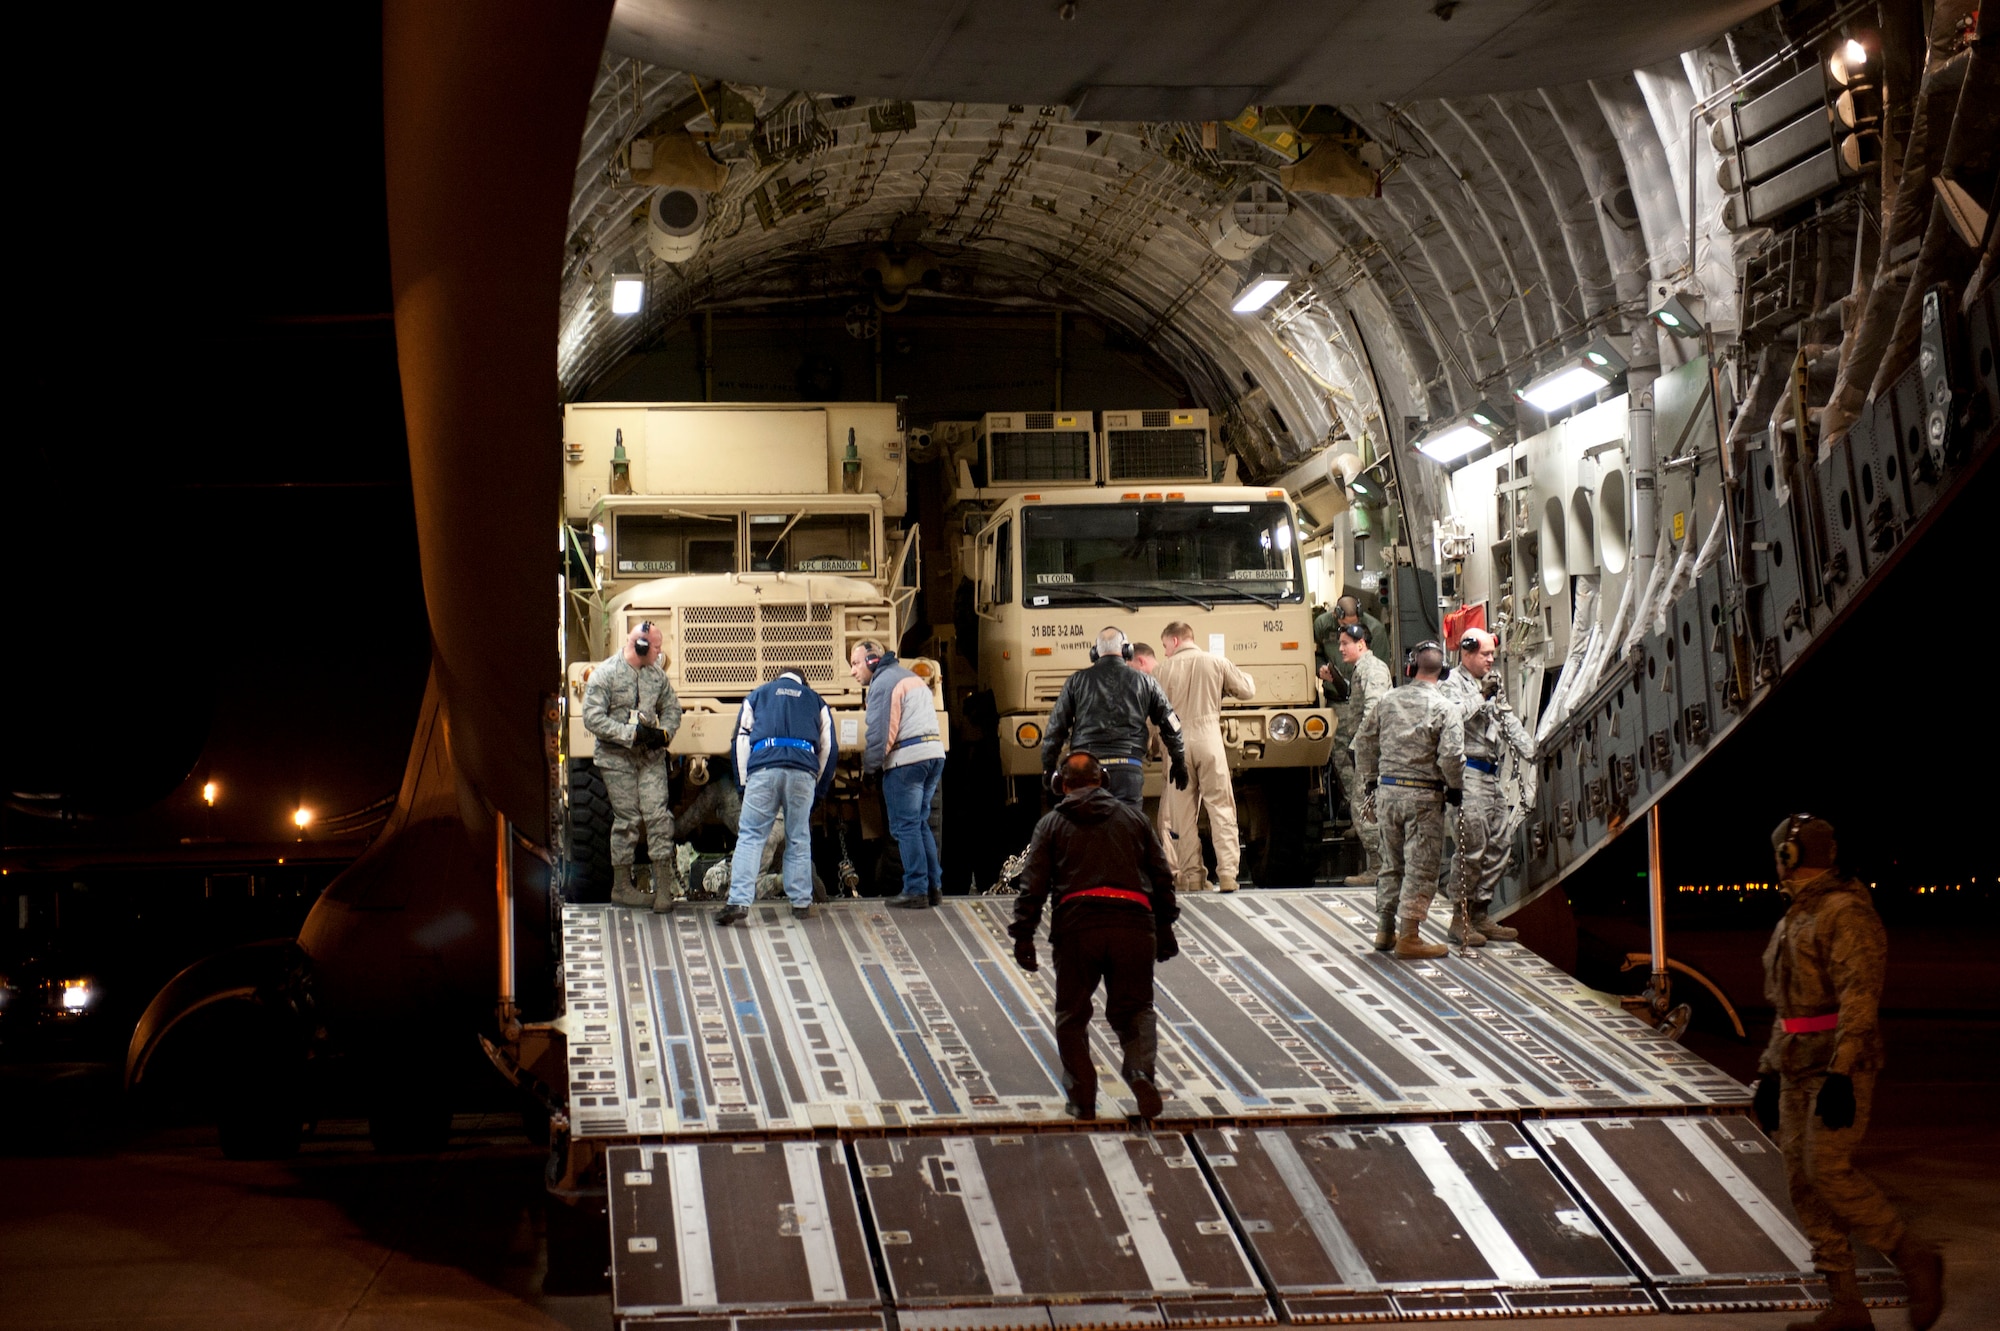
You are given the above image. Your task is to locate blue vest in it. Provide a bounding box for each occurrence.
[734,673,833,794]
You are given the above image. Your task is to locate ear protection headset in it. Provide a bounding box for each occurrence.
[1777,814,1815,872]
[1088,629,1134,663]
[1460,629,1498,654]
[1404,639,1445,678]
[633,620,656,658]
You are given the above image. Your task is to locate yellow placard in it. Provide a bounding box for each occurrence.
[1672,511,1686,542]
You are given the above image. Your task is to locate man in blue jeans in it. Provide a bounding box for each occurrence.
[716,667,835,925]
[851,640,947,909]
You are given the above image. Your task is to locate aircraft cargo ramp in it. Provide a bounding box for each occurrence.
[561,893,1907,1326]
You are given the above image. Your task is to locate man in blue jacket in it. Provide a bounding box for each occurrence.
[851,640,947,909]
[717,667,836,924]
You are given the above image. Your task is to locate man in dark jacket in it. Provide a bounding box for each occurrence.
[1041,626,1189,806]
[717,668,835,925]
[1009,752,1179,1121]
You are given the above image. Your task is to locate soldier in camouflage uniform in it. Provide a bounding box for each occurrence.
[1351,641,1463,959]
[583,621,684,910]
[1322,624,1391,886]
[1752,815,1943,1331]
[1441,628,1532,945]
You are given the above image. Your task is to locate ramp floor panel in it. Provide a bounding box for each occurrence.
[608,1140,881,1326]
[853,1132,1274,1330]
[562,891,1745,1137]
[1192,1122,1652,1321]
[1526,1116,1906,1312]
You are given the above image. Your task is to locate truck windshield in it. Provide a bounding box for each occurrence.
[749,511,874,574]
[615,512,738,576]
[1022,502,1302,603]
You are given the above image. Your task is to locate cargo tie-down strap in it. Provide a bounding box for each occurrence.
[1780,1013,1840,1033]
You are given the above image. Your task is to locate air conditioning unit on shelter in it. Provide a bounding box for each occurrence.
[1101,408,1212,482]
[977,411,1096,486]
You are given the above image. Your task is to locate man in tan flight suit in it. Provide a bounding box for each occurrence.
[1153,621,1257,893]
[1752,814,1942,1331]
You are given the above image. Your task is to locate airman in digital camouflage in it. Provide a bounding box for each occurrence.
[1324,622,1392,887]
[583,620,683,911]
[1441,628,1532,944]
[1752,815,1942,1331]
[1351,640,1462,959]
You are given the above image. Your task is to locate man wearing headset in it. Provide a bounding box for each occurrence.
[1314,594,1391,671]
[582,620,683,911]
[1441,628,1532,945]
[1752,815,1943,1331]
[1351,640,1463,958]
[1041,627,1188,808]
[851,639,947,909]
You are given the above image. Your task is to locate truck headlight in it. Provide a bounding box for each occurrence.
[1303,715,1328,741]
[1269,713,1300,742]
[1016,722,1042,748]
[59,979,94,1012]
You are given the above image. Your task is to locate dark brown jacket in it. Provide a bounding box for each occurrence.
[1009,788,1178,942]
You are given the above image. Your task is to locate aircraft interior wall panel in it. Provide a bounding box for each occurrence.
[1633,630,1678,798]
[1691,567,1731,750]
[1815,429,1871,615]
[1193,1121,1653,1321]
[1526,1116,1908,1313]
[1854,384,1919,556]
[1964,283,2000,434]
[1742,442,1812,674]
[562,893,1747,1141]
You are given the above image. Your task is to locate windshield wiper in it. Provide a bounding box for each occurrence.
[1171,578,1282,608]
[1039,585,1135,611]
[1069,578,1213,611]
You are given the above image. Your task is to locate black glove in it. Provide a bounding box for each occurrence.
[1751,1074,1781,1133]
[1443,785,1463,807]
[1480,676,1501,700]
[1169,758,1190,791]
[1363,778,1376,795]
[1155,931,1180,963]
[634,723,668,751]
[1815,1071,1856,1130]
[1013,942,1039,972]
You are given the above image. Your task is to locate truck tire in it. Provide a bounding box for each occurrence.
[566,760,613,903]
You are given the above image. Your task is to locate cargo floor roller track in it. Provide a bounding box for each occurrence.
[570,893,1902,1325]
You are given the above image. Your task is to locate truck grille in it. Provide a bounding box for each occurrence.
[680,604,838,687]
[1106,427,1208,480]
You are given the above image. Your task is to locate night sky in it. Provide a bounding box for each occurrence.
[4,2,1985,898]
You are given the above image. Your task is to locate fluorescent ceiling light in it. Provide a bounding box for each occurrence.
[1231,273,1290,313]
[1416,422,1493,463]
[609,273,645,315]
[1517,336,1627,412]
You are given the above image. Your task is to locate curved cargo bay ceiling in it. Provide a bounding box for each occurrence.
[560,0,1773,492]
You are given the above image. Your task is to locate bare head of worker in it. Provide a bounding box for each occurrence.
[625,620,665,670]
[1161,621,1195,655]
[1336,621,1370,665]
[1093,627,1131,664]
[849,639,886,685]
[1336,595,1362,626]
[1130,643,1157,674]
[1057,751,1104,796]
[1458,628,1498,679]
[1406,639,1445,681]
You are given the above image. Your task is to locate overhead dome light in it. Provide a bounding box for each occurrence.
[1516,336,1628,412]
[1647,285,1705,337]
[1231,272,1291,314]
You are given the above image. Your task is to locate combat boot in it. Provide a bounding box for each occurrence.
[1216,874,1239,894]
[1448,915,1487,947]
[1786,1270,1872,1331]
[1891,1237,1944,1330]
[652,862,682,913]
[1394,919,1448,960]
[1344,872,1377,887]
[610,864,651,909]
[1371,909,1396,951]
[1468,910,1518,941]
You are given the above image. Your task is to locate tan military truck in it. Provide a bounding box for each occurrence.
[560,402,943,896]
[948,408,1334,883]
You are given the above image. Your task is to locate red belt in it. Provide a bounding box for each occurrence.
[1068,887,1152,909]
[1781,1013,1840,1033]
